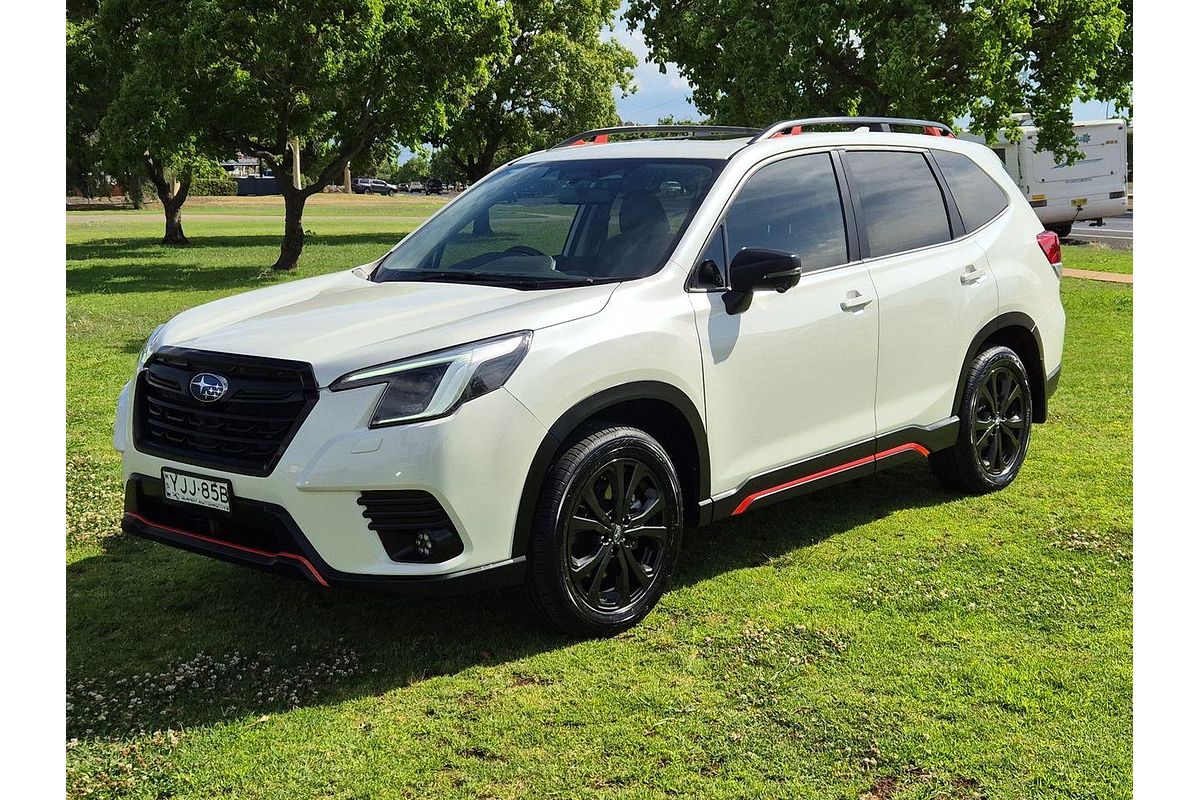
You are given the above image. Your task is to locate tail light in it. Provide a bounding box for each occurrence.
[1036,230,1062,278]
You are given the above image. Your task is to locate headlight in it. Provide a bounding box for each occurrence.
[331,331,532,426]
[137,325,166,370]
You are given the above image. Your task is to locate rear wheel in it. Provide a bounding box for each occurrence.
[523,425,683,636]
[1047,222,1073,238]
[930,345,1033,494]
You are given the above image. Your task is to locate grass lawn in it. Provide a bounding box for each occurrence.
[66,198,1132,799]
[1062,241,1134,274]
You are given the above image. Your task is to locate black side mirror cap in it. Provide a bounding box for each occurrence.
[722,248,802,314]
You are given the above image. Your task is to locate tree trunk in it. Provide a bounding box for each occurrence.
[472,207,493,236]
[162,200,188,244]
[144,155,190,245]
[273,188,308,271]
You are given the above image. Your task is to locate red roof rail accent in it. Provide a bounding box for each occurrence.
[769,125,804,139]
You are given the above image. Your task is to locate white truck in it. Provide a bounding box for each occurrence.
[968,118,1128,237]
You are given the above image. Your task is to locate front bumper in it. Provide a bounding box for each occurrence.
[116,377,548,586]
[122,476,526,593]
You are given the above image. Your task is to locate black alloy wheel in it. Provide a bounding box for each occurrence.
[562,456,670,613]
[524,425,683,636]
[970,363,1029,478]
[930,345,1033,494]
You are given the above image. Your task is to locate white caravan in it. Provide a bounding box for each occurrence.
[968,118,1128,237]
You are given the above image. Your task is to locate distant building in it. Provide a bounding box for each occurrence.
[219,156,265,177]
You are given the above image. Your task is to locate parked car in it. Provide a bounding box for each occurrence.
[117,117,1064,636]
[352,177,398,196]
[405,181,425,193]
[424,179,444,195]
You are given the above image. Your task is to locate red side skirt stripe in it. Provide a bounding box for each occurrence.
[125,511,330,587]
[731,442,930,515]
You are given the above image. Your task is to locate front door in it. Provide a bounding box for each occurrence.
[689,151,880,498]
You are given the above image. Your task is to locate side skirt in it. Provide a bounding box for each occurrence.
[702,418,958,523]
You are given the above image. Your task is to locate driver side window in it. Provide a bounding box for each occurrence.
[724,152,849,271]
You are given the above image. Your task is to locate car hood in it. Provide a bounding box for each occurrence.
[159,269,618,386]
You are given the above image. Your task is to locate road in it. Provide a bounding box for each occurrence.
[1064,211,1133,250]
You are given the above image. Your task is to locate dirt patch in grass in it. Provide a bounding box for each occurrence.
[860,767,983,800]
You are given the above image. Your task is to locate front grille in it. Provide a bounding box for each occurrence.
[358,491,464,563]
[133,347,318,476]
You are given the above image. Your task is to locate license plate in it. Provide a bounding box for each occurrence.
[1071,197,1088,207]
[162,468,232,513]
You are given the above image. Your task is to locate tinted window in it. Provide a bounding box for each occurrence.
[845,151,951,257]
[725,153,848,271]
[694,225,727,286]
[374,158,722,285]
[933,150,1010,231]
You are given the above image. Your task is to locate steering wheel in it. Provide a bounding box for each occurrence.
[505,245,546,257]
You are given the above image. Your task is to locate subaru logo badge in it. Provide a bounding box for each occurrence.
[189,373,229,403]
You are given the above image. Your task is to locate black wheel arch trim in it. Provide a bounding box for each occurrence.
[953,312,1048,423]
[511,381,710,558]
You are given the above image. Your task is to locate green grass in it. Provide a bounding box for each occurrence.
[66,198,1132,799]
[1063,241,1133,273]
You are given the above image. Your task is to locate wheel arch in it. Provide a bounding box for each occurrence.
[954,312,1048,423]
[511,381,709,558]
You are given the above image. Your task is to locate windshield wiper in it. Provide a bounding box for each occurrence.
[384,270,604,289]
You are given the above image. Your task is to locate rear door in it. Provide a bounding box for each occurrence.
[843,148,999,435]
[689,151,880,494]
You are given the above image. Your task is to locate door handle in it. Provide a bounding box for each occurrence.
[840,291,873,312]
[960,264,985,285]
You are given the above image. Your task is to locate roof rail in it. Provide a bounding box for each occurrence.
[749,116,955,143]
[551,125,762,149]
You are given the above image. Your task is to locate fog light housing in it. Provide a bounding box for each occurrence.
[357,490,465,563]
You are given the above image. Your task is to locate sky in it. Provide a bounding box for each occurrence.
[607,14,1123,127]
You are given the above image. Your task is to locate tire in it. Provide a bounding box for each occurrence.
[1047,222,1073,238]
[523,425,684,637]
[930,345,1034,494]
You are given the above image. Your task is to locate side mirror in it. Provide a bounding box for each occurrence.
[723,248,802,314]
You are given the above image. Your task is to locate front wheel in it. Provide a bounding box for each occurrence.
[523,425,683,637]
[930,345,1033,494]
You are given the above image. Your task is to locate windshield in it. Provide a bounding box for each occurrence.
[372,157,724,289]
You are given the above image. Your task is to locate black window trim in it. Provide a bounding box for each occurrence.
[686,147,859,292]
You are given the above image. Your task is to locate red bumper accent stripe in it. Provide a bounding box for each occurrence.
[125,511,330,587]
[731,442,931,516]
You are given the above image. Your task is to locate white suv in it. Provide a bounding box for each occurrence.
[115,117,1065,636]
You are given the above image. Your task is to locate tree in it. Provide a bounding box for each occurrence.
[68,1,221,240]
[393,150,433,184]
[626,0,1132,161]
[175,0,511,270]
[435,0,637,184]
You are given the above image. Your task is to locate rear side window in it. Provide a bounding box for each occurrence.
[844,150,951,257]
[725,153,848,271]
[933,150,1010,232]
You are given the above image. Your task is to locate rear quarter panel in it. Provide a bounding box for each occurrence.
[970,154,1067,377]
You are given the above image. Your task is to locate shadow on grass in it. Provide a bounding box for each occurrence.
[66,462,952,735]
[66,233,401,295]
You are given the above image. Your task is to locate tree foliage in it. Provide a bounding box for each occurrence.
[626,0,1132,160]
[172,0,511,268]
[436,0,637,181]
